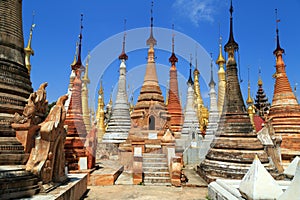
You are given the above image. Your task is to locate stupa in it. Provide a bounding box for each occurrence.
[102,28,131,144]
[64,15,88,170]
[82,53,91,133]
[197,1,270,183]
[201,56,219,160]
[166,29,183,138]
[267,11,300,156]
[193,57,209,134]
[180,61,201,148]
[216,37,226,116]
[96,81,105,141]
[0,0,33,164]
[254,70,270,119]
[120,2,170,153]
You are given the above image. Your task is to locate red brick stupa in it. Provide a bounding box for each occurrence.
[268,11,300,158]
[64,15,88,170]
[167,30,183,138]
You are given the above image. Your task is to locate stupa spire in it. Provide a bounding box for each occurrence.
[201,53,219,160]
[119,19,128,60]
[72,14,83,70]
[169,24,178,66]
[146,1,157,63]
[82,52,91,133]
[224,0,238,52]
[167,25,183,136]
[246,67,254,105]
[217,36,226,115]
[64,14,89,170]
[96,80,105,141]
[102,25,131,144]
[24,12,35,75]
[187,55,194,86]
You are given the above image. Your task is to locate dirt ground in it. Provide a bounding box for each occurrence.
[83,185,208,200]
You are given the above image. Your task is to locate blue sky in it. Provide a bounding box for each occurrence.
[23,0,300,110]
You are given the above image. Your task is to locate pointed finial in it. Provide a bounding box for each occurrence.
[99,79,103,95]
[258,66,263,86]
[209,53,216,87]
[24,11,36,74]
[172,24,175,54]
[71,42,78,67]
[169,24,178,65]
[146,0,157,46]
[82,51,90,84]
[119,19,128,60]
[273,9,284,54]
[187,54,194,85]
[224,0,239,52]
[229,0,233,16]
[195,46,198,69]
[216,36,225,65]
[72,14,84,70]
[246,66,253,105]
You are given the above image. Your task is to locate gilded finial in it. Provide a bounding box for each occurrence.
[216,36,225,65]
[71,42,78,67]
[99,79,104,96]
[82,51,90,84]
[258,66,263,86]
[119,19,128,60]
[24,11,35,75]
[246,66,254,105]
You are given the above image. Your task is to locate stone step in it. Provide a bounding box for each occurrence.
[144,171,170,177]
[0,168,40,199]
[0,176,38,190]
[144,182,172,186]
[143,163,168,168]
[144,177,171,185]
[0,154,29,165]
[143,166,169,172]
[143,154,166,158]
[143,157,167,163]
[0,184,40,199]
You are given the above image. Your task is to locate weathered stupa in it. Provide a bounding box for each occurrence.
[268,13,300,157]
[166,31,183,138]
[64,16,88,170]
[102,29,131,144]
[216,37,226,116]
[197,1,270,183]
[254,71,270,120]
[0,0,33,167]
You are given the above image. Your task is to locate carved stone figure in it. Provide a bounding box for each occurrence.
[26,94,68,184]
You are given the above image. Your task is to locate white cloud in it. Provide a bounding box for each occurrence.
[173,0,220,26]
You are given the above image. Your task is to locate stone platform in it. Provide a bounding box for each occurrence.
[26,173,87,200]
[89,160,124,186]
